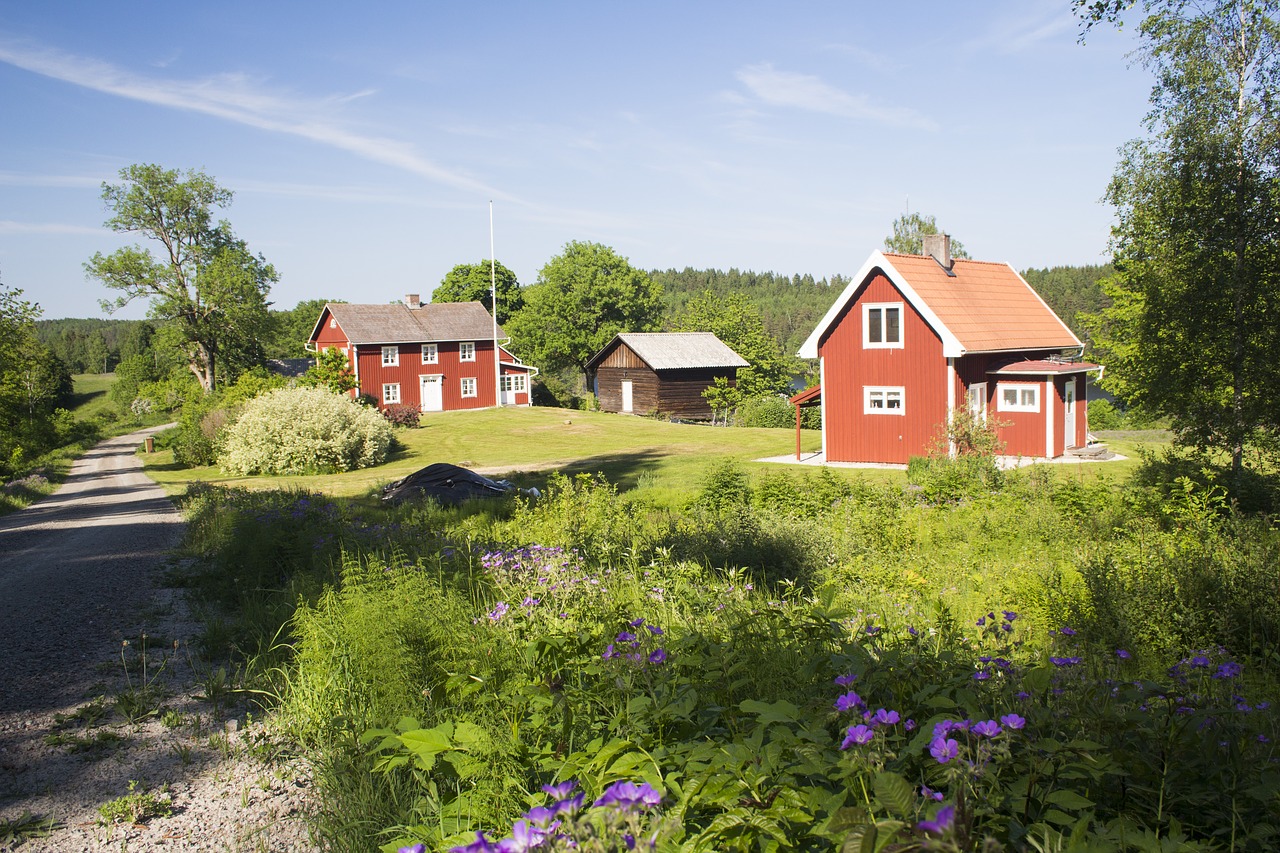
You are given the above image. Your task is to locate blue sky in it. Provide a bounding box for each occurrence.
[0,1,1151,321]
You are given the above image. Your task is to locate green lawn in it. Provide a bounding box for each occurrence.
[68,373,117,419]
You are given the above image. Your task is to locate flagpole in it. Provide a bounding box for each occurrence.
[490,201,501,407]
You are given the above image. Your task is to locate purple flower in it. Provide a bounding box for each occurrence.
[523,806,558,827]
[449,832,497,853]
[616,631,637,644]
[1189,654,1211,668]
[976,615,987,627]
[907,626,919,636]
[1002,610,1018,621]
[904,719,917,731]
[629,617,645,628]
[1060,626,1078,636]
[834,673,858,687]
[1001,622,1014,633]
[497,820,545,852]
[1214,661,1243,680]
[593,781,662,811]
[488,602,509,622]
[400,846,427,853]
[973,670,991,681]
[646,624,664,636]
[602,644,618,660]
[648,648,667,664]
[972,720,1002,738]
[1050,656,1081,667]
[834,691,864,712]
[521,596,539,608]
[918,804,955,835]
[865,625,881,635]
[554,793,585,817]
[1000,713,1026,730]
[1116,649,1131,659]
[921,785,944,802]
[871,708,900,727]
[930,737,960,764]
[841,724,876,748]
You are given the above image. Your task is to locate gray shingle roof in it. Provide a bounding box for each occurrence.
[322,301,503,344]
[602,332,749,371]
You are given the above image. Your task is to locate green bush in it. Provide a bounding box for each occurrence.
[733,394,793,428]
[218,387,393,475]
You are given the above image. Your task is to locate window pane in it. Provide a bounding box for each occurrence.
[1021,389,1035,406]
[886,391,902,409]
[1003,388,1018,407]
[885,307,900,343]
[868,309,882,343]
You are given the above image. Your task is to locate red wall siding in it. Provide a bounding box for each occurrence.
[819,272,948,463]
[356,340,501,410]
[992,380,1048,457]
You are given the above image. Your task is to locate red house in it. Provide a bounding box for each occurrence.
[307,296,538,411]
[797,236,1101,464]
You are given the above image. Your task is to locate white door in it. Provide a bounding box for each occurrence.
[621,380,634,413]
[420,375,443,412]
[1064,380,1077,448]
[967,382,987,422]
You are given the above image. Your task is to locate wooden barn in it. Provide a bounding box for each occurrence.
[587,332,748,419]
[797,236,1101,463]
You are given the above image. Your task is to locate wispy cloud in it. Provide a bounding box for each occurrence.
[0,38,515,200]
[0,220,104,235]
[0,171,105,189]
[735,63,937,131]
[963,5,1075,54]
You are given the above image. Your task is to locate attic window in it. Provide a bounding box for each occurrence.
[863,303,903,349]
[997,383,1040,413]
[329,318,336,329]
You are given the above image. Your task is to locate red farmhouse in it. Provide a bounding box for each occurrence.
[308,296,538,411]
[797,237,1101,464]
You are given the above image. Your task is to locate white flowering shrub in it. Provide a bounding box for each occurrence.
[218,387,394,475]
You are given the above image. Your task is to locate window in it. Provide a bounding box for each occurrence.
[500,375,527,393]
[459,341,476,362]
[863,303,904,348]
[329,318,336,328]
[461,377,477,397]
[381,345,399,366]
[422,343,438,364]
[382,383,400,404]
[997,383,1040,412]
[864,386,905,415]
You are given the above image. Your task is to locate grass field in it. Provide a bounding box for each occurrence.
[67,373,117,420]
[139,404,1168,504]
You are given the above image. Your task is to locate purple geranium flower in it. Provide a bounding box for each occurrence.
[1000,713,1026,730]
[1002,610,1018,621]
[918,804,955,835]
[616,631,637,644]
[1060,626,1078,636]
[497,820,545,853]
[921,785,944,802]
[648,648,667,664]
[834,691,863,712]
[594,781,662,811]
[930,737,960,764]
[834,673,858,687]
[1116,649,1132,659]
[841,724,875,749]
[400,845,427,853]
[629,617,645,628]
[973,670,991,681]
[602,644,618,660]
[972,720,1002,738]
[488,602,509,622]
[647,624,664,636]
[523,806,558,827]
[449,832,497,853]
[871,708,900,727]
[542,780,577,799]
[1050,656,1082,667]
[1214,661,1243,680]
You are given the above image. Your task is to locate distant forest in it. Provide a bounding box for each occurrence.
[37,263,1111,373]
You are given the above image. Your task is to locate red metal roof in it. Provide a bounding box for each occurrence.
[789,385,822,406]
[988,359,1101,375]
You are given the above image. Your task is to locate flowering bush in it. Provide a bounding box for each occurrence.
[217,387,393,475]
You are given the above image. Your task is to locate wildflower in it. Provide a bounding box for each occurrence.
[865,626,881,635]
[907,626,919,636]
[646,624,664,636]
[1015,691,1031,701]
[841,724,875,748]
[488,602,509,622]
[904,719,917,731]
[521,596,539,608]
[918,804,955,835]
[594,781,662,811]
[448,832,496,853]
[972,720,1002,738]
[1116,649,1132,660]
[617,631,637,644]
[629,617,645,628]
[930,737,960,764]
[542,781,577,799]
[921,785,944,801]
[1259,734,1271,743]
[1060,626,1078,636]
[523,806,558,827]
[835,673,858,687]
[400,846,427,853]
[1000,713,1026,730]
[499,820,546,852]
[602,644,619,661]
[871,708,900,727]
[973,670,991,681]
[1050,656,1082,667]
[976,615,987,627]
[834,691,863,712]
[555,792,585,816]
[1214,661,1243,680]
[1002,610,1018,621]
[648,648,667,665]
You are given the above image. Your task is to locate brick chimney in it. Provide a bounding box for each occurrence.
[922,233,952,271]
[404,293,421,309]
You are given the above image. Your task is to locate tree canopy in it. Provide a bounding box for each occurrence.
[433,260,523,324]
[86,164,277,393]
[506,242,663,383]
[670,291,793,397]
[884,212,970,258]
[0,277,73,475]
[1081,0,1280,480]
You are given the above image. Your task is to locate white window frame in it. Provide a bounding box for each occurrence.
[459,341,476,362]
[997,383,1040,413]
[864,386,905,415]
[381,345,399,366]
[422,343,438,364]
[329,317,337,328]
[382,383,401,404]
[461,377,478,398]
[863,302,904,349]
[500,374,527,393]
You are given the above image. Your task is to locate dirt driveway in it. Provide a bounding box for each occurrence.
[0,427,316,851]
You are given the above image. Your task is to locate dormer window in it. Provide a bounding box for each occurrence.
[863,303,903,348]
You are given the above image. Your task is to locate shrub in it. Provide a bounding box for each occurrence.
[733,394,793,428]
[218,387,393,475]
[383,403,421,428]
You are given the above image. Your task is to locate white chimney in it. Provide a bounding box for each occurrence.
[404,293,421,309]
[922,233,952,271]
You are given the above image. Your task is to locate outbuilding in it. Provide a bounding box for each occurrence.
[587,332,748,420]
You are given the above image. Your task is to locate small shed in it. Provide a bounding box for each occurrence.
[587,332,749,419]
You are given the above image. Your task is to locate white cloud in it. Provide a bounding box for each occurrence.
[0,38,515,200]
[0,172,105,188]
[735,63,937,131]
[0,220,104,235]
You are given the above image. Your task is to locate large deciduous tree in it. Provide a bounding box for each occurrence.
[1079,0,1280,482]
[671,291,793,398]
[86,164,277,393]
[884,212,970,258]
[0,277,72,474]
[507,241,663,387]
[433,260,523,324]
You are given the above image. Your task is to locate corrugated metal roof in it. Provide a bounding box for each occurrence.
[590,332,749,371]
[323,301,504,344]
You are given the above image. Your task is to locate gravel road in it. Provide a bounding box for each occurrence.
[0,427,319,852]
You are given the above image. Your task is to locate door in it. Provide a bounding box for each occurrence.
[967,382,987,423]
[1064,379,1077,449]
[621,380,633,413]
[420,375,443,412]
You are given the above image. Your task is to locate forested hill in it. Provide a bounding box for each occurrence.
[653,263,1112,355]
[651,268,849,356]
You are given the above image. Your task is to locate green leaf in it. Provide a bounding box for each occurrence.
[1045,789,1095,812]
[398,725,453,771]
[739,699,802,725]
[873,771,915,819]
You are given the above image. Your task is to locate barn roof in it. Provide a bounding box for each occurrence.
[587,332,749,371]
[799,250,1081,359]
[311,300,503,345]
